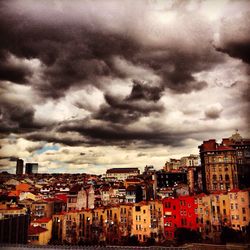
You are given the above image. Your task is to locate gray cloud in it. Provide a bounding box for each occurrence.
[204,105,223,120]
[0,0,249,171]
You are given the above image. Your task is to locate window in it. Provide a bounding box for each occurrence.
[165,202,171,208]
[135,206,141,212]
[242,208,246,214]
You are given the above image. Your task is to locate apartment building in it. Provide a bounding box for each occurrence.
[199,139,238,193]
[131,200,163,243]
[228,189,250,232]
[162,196,198,240]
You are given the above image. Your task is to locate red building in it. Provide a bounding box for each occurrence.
[162,196,198,240]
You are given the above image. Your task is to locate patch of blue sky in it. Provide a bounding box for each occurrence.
[36,145,60,155]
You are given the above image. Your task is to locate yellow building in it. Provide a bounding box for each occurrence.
[62,211,80,244]
[31,218,52,244]
[132,200,163,243]
[209,192,230,232]
[79,210,93,242]
[119,204,133,238]
[196,193,211,237]
[229,189,250,231]
[28,225,49,245]
[104,205,121,244]
[0,204,27,219]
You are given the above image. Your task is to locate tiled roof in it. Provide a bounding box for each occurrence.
[16,183,31,192]
[28,225,48,235]
[106,168,139,174]
[32,217,51,223]
[228,188,241,193]
[8,190,20,197]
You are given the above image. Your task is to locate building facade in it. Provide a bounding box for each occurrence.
[199,139,238,193]
[106,168,140,181]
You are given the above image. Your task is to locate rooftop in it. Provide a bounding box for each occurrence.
[106,168,139,174]
[28,225,48,235]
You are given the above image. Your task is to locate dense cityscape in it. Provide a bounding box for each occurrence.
[0,0,250,249]
[0,131,249,248]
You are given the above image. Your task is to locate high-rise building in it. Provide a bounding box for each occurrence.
[199,139,238,193]
[16,158,24,175]
[25,163,38,174]
[229,131,250,189]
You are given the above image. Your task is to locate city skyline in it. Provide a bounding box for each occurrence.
[0,0,250,174]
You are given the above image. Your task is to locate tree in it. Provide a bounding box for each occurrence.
[174,228,201,244]
[220,226,243,244]
[146,236,156,246]
[127,235,140,246]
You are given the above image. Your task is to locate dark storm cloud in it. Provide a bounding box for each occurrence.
[0,156,18,161]
[216,42,250,65]
[56,118,185,147]
[0,98,45,135]
[215,10,250,65]
[0,0,249,150]
[126,79,163,102]
[214,9,250,128]
[0,52,33,84]
[94,80,164,124]
[0,0,218,102]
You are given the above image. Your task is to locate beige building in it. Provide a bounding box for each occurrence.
[228,189,250,232]
[106,168,140,181]
[31,199,54,219]
[181,154,200,168]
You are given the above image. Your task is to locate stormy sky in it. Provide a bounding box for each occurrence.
[0,0,249,174]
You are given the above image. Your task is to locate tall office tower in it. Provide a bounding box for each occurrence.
[199,139,238,193]
[25,163,38,174]
[16,159,24,175]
